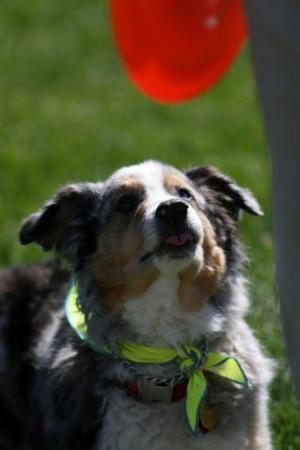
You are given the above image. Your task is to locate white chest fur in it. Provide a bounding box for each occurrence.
[120,274,225,348]
[96,277,249,449]
[95,276,272,450]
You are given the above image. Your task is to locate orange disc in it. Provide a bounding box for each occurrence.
[110,0,247,103]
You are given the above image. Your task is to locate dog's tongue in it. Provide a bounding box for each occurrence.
[165,232,192,246]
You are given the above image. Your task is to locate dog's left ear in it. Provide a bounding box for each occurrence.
[20,182,103,263]
[185,166,263,220]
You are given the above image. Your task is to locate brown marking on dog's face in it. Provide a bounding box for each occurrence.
[178,213,226,313]
[89,177,159,312]
[164,172,194,198]
[164,171,226,312]
[116,178,145,196]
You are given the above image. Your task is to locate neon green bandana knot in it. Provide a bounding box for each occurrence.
[65,284,249,435]
[117,342,248,435]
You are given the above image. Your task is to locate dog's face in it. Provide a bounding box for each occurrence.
[106,163,204,270]
[20,161,262,314]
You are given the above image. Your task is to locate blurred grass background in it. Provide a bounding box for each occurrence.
[0,0,299,447]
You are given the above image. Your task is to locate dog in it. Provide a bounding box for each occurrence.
[0,161,274,450]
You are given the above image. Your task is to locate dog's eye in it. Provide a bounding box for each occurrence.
[116,194,140,213]
[177,188,192,200]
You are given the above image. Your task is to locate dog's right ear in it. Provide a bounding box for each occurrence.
[185,166,263,220]
[20,183,103,261]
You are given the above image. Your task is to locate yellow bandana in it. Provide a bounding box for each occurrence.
[65,284,249,435]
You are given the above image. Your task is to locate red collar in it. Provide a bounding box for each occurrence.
[126,379,211,433]
[127,379,187,403]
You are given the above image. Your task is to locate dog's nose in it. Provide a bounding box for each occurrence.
[156,200,188,225]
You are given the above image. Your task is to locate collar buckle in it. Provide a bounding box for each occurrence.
[138,379,174,403]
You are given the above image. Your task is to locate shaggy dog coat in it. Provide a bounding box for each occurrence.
[0,161,274,450]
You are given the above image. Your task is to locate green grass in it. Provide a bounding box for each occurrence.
[0,0,299,447]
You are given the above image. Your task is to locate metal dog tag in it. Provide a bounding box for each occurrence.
[139,379,173,403]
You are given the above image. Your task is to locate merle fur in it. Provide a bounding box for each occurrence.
[0,166,262,449]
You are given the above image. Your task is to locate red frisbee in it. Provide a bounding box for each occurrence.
[110,0,247,103]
